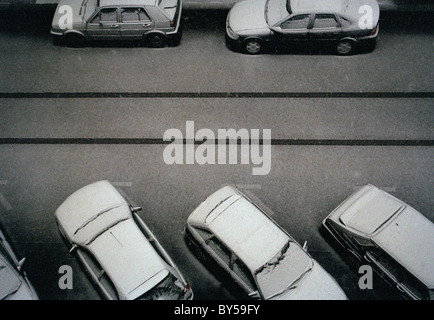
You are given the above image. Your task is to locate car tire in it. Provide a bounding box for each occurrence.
[64,33,86,48]
[146,33,167,48]
[336,40,355,55]
[242,38,264,55]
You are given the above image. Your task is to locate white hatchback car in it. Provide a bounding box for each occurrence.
[55,180,192,300]
[185,186,347,300]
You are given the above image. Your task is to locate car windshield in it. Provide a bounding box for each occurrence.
[0,259,22,300]
[255,241,313,299]
[84,0,98,21]
[265,0,291,26]
[137,273,186,300]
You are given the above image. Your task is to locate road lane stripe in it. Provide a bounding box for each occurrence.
[0,138,433,146]
[0,92,433,98]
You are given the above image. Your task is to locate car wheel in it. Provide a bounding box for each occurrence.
[243,38,263,55]
[147,33,167,48]
[336,40,354,55]
[64,33,86,48]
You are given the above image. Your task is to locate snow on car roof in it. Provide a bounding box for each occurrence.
[207,193,290,272]
[290,0,345,12]
[290,0,379,20]
[98,0,157,7]
[87,219,170,300]
[55,180,132,245]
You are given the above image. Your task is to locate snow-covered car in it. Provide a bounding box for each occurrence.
[323,185,434,300]
[0,224,39,300]
[51,0,183,47]
[226,0,379,54]
[55,180,193,300]
[185,186,347,300]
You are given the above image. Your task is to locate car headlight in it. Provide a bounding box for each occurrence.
[226,25,239,40]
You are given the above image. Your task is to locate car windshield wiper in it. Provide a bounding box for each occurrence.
[255,241,291,275]
[286,0,292,15]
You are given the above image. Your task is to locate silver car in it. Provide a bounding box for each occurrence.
[323,185,434,300]
[55,180,193,300]
[185,186,348,300]
[226,0,380,54]
[0,224,39,300]
[51,0,183,47]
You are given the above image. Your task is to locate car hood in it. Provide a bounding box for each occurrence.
[273,260,348,300]
[52,0,95,28]
[228,0,269,33]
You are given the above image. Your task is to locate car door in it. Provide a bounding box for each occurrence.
[231,256,259,298]
[273,14,312,49]
[86,7,121,40]
[309,13,342,45]
[365,248,429,300]
[119,7,154,40]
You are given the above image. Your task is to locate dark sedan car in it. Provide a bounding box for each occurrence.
[226,0,380,55]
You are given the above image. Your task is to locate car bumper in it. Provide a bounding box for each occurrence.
[225,33,242,51]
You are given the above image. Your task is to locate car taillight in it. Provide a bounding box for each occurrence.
[170,20,174,28]
[184,283,190,291]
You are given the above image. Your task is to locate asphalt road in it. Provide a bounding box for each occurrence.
[0,7,433,300]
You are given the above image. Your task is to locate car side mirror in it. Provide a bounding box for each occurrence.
[69,244,78,254]
[248,290,260,299]
[270,26,282,34]
[17,257,26,271]
[131,206,142,213]
[302,241,308,252]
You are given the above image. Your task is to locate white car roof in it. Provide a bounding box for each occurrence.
[87,219,169,300]
[99,0,157,7]
[189,187,290,272]
[290,0,380,21]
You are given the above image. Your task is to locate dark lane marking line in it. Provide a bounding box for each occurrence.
[0,138,433,146]
[0,92,433,99]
